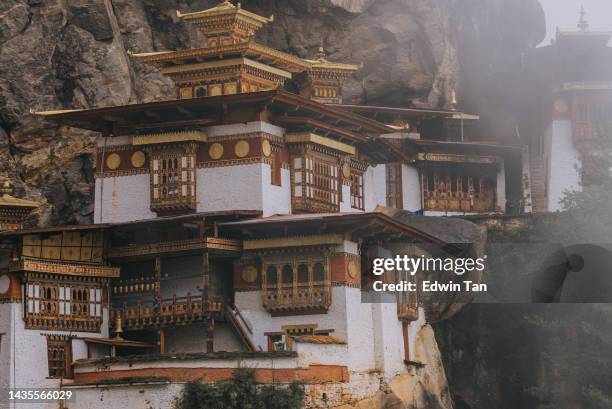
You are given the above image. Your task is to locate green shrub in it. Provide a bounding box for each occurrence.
[175,369,305,409]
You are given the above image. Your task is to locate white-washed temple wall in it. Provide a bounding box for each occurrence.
[364,164,387,212]
[497,159,507,210]
[546,119,582,211]
[234,287,350,351]
[261,166,292,216]
[5,304,108,390]
[402,164,421,212]
[94,174,156,223]
[0,303,13,391]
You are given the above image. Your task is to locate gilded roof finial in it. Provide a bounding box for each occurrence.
[316,40,327,61]
[1,180,13,197]
[578,5,589,32]
[450,89,458,111]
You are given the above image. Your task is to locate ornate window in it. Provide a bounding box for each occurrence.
[421,167,497,213]
[25,277,105,332]
[571,95,612,143]
[350,171,364,210]
[46,335,72,379]
[150,148,197,215]
[262,258,331,314]
[386,163,403,209]
[292,152,340,213]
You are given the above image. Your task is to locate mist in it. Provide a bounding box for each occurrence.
[539,0,612,45]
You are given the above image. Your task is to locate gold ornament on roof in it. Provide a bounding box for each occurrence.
[316,42,327,61]
[578,5,589,32]
[1,181,13,196]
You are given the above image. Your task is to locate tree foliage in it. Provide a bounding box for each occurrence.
[175,369,305,409]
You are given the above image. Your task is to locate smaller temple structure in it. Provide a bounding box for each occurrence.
[523,7,612,211]
[0,180,39,232]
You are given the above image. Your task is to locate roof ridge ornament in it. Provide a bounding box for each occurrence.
[316,40,327,61]
[449,89,458,111]
[578,5,589,32]
[1,180,13,197]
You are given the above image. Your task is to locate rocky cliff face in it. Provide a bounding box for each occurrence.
[0,0,544,226]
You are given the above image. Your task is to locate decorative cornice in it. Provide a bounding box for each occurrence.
[10,258,120,278]
[133,131,207,146]
[286,133,356,155]
[417,153,498,165]
[244,234,345,250]
[108,237,242,259]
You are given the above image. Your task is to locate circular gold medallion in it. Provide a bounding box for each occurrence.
[209,143,224,160]
[106,153,121,170]
[241,265,258,283]
[262,139,272,157]
[131,151,146,168]
[554,97,569,114]
[235,140,250,158]
[348,260,358,278]
[342,162,351,179]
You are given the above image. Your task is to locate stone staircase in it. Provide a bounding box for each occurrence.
[529,157,548,212]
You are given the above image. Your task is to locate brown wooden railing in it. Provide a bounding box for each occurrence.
[111,294,223,331]
[262,282,331,314]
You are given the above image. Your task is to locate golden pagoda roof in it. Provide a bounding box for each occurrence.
[177,1,273,25]
[129,41,310,73]
[0,181,39,209]
[304,46,361,72]
[159,57,292,79]
[304,58,361,72]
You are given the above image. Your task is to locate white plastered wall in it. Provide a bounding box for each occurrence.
[364,164,387,212]
[546,119,582,211]
[0,303,13,392]
[3,302,109,391]
[197,163,291,216]
[234,286,350,352]
[340,184,352,212]
[497,159,507,211]
[402,164,421,212]
[94,174,157,223]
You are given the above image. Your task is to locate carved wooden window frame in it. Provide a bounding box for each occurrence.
[46,335,73,379]
[350,170,364,210]
[386,163,403,209]
[25,275,106,332]
[292,149,340,213]
[261,255,332,314]
[149,146,197,214]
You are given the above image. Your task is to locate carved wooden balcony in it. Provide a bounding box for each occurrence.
[110,294,223,331]
[262,282,331,314]
[424,191,496,213]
